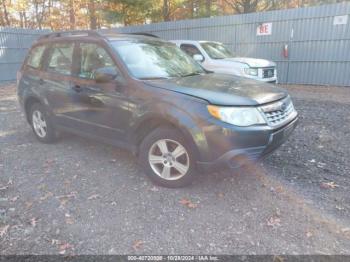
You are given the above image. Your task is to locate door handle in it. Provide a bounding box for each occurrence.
[72,84,82,92]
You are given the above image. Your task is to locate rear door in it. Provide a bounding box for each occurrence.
[65,41,131,142]
[40,41,77,128]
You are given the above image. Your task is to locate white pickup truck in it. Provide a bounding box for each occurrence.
[171,40,277,83]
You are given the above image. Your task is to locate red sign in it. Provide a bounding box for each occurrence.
[257,23,272,36]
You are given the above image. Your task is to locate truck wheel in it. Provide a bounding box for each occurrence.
[139,127,197,188]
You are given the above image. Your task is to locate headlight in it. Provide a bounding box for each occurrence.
[207,105,266,127]
[244,68,258,76]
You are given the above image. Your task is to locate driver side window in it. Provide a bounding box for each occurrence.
[180,44,203,58]
[79,43,117,80]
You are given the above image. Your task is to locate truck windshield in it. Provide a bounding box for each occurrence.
[111,40,204,79]
[200,42,234,59]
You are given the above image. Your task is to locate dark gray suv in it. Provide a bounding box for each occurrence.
[17,31,298,187]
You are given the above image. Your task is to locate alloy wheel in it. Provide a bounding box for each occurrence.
[32,110,47,138]
[148,139,190,180]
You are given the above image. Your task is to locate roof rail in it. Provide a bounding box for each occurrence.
[130,32,159,38]
[37,30,104,40]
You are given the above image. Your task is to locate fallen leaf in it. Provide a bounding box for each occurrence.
[25,201,33,209]
[56,192,77,207]
[59,198,69,207]
[341,228,350,233]
[0,225,9,238]
[187,202,198,208]
[65,218,74,225]
[45,159,55,165]
[10,196,19,202]
[51,239,61,245]
[179,198,198,209]
[217,192,224,198]
[317,162,326,168]
[88,194,100,200]
[179,198,190,205]
[132,240,143,251]
[56,192,77,199]
[149,186,159,192]
[267,216,281,227]
[335,205,345,211]
[30,218,38,227]
[0,185,8,191]
[320,181,339,189]
[59,242,74,254]
[40,192,53,201]
[276,186,284,193]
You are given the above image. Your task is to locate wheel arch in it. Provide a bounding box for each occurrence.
[133,113,204,161]
[24,96,42,123]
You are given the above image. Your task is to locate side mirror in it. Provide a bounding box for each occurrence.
[94,67,118,83]
[193,54,204,63]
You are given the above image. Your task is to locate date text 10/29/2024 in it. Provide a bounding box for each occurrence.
[127,255,219,261]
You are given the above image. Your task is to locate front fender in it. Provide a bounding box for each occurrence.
[130,100,211,162]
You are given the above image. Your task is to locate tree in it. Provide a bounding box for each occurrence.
[69,0,75,30]
[87,0,97,29]
[0,0,11,26]
[31,0,50,29]
[205,0,212,17]
[0,0,346,29]
[163,0,170,21]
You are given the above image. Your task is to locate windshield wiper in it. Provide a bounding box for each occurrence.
[180,72,203,77]
[139,77,169,80]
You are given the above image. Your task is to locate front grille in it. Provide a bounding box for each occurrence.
[260,96,295,127]
[263,68,274,78]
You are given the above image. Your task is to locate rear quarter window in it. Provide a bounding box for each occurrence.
[26,45,46,69]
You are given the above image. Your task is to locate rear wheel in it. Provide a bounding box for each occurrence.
[139,127,197,188]
[30,103,57,143]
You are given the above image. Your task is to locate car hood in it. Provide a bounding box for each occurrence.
[225,57,276,68]
[144,73,287,106]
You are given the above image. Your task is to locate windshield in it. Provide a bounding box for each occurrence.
[200,42,234,59]
[111,40,204,79]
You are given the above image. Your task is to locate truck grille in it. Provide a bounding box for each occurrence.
[260,96,295,127]
[263,68,275,78]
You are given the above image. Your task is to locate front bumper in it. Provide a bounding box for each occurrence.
[243,71,277,83]
[197,116,298,171]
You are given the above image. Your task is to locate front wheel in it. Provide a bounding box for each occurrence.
[139,127,197,188]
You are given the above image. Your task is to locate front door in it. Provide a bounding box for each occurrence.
[66,41,130,142]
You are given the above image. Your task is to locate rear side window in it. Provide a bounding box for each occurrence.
[79,43,117,79]
[47,42,74,75]
[26,45,46,69]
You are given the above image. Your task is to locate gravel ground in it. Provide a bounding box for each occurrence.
[0,83,350,255]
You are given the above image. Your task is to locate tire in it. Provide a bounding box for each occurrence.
[139,126,197,188]
[30,103,57,143]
